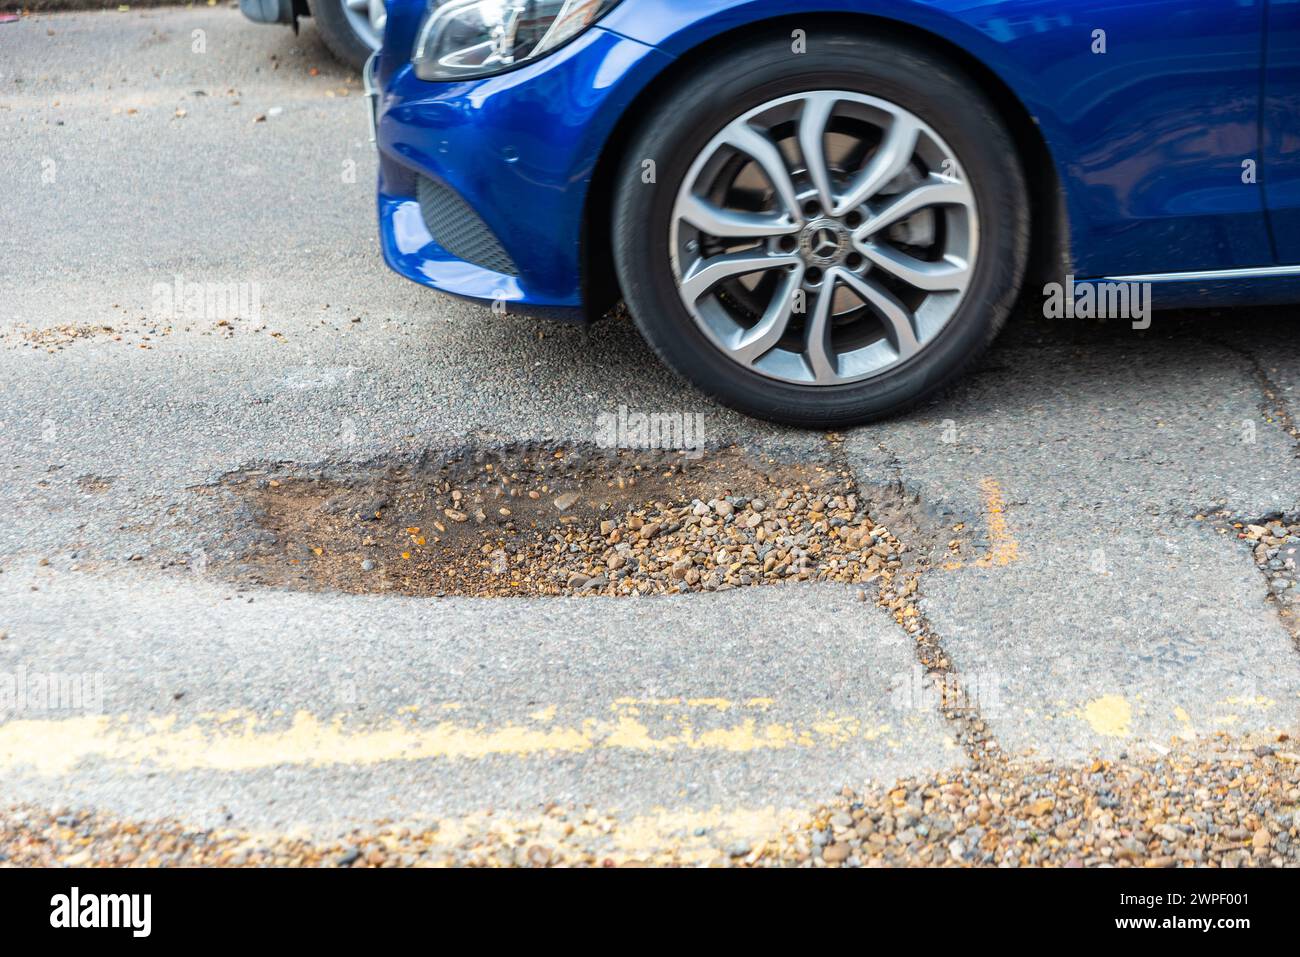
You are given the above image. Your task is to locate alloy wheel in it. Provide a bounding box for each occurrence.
[669,91,978,386]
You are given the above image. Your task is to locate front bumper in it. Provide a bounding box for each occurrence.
[373,19,671,318]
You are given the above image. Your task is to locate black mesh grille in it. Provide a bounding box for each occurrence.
[416,175,517,276]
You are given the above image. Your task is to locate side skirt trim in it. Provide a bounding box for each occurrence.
[1101,265,1300,283]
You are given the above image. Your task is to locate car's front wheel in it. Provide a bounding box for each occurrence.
[308,0,385,70]
[612,31,1029,427]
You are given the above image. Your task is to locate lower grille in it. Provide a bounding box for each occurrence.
[416,175,518,277]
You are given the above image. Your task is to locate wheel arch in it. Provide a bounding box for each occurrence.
[582,12,1070,320]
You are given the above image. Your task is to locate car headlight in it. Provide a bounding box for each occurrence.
[412,0,621,81]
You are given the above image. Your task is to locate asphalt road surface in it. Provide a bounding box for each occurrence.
[2,8,1299,865]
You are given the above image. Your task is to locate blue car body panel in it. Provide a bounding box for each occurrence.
[375,0,1296,314]
[1264,1,1300,263]
[376,19,671,310]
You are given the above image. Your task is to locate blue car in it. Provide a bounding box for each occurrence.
[368,1,1300,426]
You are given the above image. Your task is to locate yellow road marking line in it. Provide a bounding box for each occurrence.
[942,478,1020,570]
[0,700,893,775]
[1066,695,1283,740]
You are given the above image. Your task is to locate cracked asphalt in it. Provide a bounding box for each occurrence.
[2,8,1300,864]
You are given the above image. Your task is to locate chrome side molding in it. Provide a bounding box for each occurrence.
[1103,264,1300,282]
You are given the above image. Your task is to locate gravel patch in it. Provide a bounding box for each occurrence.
[762,733,1300,868]
[211,445,917,597]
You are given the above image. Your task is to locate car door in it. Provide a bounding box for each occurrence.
[1264,0,1300,263]
[989,0,1272,277]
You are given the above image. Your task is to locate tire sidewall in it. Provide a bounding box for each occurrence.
[613,34,1029,426]
[308,0,375,71]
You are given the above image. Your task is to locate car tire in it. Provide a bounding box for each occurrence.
[611,31,1030,427]
[308,0,379,71]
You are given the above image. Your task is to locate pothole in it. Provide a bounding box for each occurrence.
[1207,510,1300,641]
[207,445,942,598]
[202,439,1000,763]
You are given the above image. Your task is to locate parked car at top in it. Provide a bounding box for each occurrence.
[240,0,384,69]
[366,0,1300,426]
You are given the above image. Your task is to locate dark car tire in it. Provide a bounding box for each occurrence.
[611,31,1030,427]
[308,0,376,71]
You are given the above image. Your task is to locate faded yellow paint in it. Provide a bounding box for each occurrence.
[1219,695,1275,711]
[0,711,595,775]
[941,478,1020,571]
[693,719,804,751]
[1074,695,1133,737]
[592,709,875,754]
[0,699,893,776]
[601,714,680,751]
[974,478,1019,567]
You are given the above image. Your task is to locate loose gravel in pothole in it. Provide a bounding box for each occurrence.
[212,446,940,598]
[4,733,1295,867]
